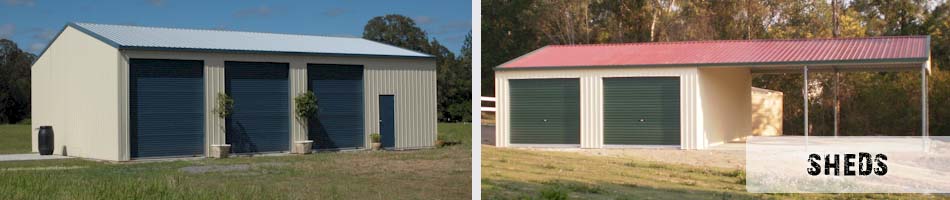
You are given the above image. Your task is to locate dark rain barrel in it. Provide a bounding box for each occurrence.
[38,126,53,155]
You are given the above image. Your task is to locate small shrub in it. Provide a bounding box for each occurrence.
[214,93,234,118]
[538,186,569,200]
[294,91,318,119]
[370,133,381,143]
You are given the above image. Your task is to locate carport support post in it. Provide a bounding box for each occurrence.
[922,64,929,151]
[803,66,809,144]
[834,69,839,137]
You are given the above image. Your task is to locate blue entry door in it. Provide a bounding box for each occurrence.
[379,95,395,148]
[225,61,290,153]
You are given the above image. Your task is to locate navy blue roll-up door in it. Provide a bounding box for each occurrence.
[308,64,364,150]
[379,95,395,148]
[225,61,290,153]
[130,59,204,158]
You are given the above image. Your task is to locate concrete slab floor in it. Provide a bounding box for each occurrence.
[0,153,72,162]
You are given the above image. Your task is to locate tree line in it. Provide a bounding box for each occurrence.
[483,0,950,136]
[0,14,472,124]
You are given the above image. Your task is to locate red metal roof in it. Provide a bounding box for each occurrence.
[498,36,930,69]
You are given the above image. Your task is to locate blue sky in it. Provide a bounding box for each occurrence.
[0,0,472,55]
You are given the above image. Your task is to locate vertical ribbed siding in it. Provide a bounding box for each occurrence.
[495,67,701,149]
[364,62,437,149]
[205,58,225,156]
[122,50,437,152]
[290,63,307,142]
[580,75,602,148]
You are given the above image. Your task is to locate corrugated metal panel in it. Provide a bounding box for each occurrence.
[308,64,364,149]
[364,62,438,149]
[495,67,700,149]
[603,77,680,145]
[508,79,580,144]
[129,59,205,158]
[31,26,123,161]
[121,50,437,151]
[71,23,432,58]
[500,36,929,69]
[225,61,290,153]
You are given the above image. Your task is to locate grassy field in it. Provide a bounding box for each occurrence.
[0,123,471,199]
[0,122,32,154]
[482,146,946,200]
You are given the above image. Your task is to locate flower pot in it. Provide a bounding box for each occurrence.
[293,140,313,154]
[372,142,382,150]
[211,144,231,158]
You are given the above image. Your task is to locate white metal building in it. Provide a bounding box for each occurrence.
[493,36,931,149]
[31,23,437,161]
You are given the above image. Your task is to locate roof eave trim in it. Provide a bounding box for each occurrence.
[119,46,437,60]
[69,22,435,59]
[493,45,552,70]
[495,57,931,71]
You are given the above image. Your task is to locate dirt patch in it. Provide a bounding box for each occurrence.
[522,146,745,169]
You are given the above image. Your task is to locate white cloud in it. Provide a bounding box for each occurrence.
[146,0,163,6]
[29,42,45,52]
[323,8,346,17]
[234,5,273,18]
[3,0,35,6]
[0,24,15,38]
[413,16,434,25]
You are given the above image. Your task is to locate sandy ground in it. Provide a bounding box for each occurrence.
[517,143,747,169]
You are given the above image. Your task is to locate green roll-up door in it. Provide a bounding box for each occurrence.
[509,78,580,144]
[603,77,680,145]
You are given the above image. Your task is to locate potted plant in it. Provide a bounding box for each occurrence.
[293,91,318,154]
[211,92,234,158]
[370,133,382,150]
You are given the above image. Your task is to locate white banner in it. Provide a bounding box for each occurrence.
[746,136,950,193]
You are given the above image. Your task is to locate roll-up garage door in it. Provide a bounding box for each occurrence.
[308,64,364,150]
[130,59,204,158]
[603,77,680,145]
[225,61,290,153]
[509,78,580,144]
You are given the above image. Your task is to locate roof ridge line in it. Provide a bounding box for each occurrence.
[545,35,929,48]
[73,22,366,40]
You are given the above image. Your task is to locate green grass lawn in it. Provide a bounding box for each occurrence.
[0,122,472,199]
[481,146,947,200]
[0,122,32,154]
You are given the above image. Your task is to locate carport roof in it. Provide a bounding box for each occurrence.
[63,22,433,58]
[498,36,931,72]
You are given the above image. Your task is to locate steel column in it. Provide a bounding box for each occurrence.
[804,66,809,141]
[834,69,840,137]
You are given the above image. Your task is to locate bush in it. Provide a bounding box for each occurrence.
[370,133,381,143]
[214,93,234,118]
[294,91,318,119]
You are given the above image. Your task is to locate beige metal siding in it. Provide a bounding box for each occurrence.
[697,68,753,147]
[30,26,122,160]
[121,50,437,154]
[495,67,702,149]
[751,87,783,136]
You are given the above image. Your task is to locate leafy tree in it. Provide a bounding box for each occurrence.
[0,39,35,124]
